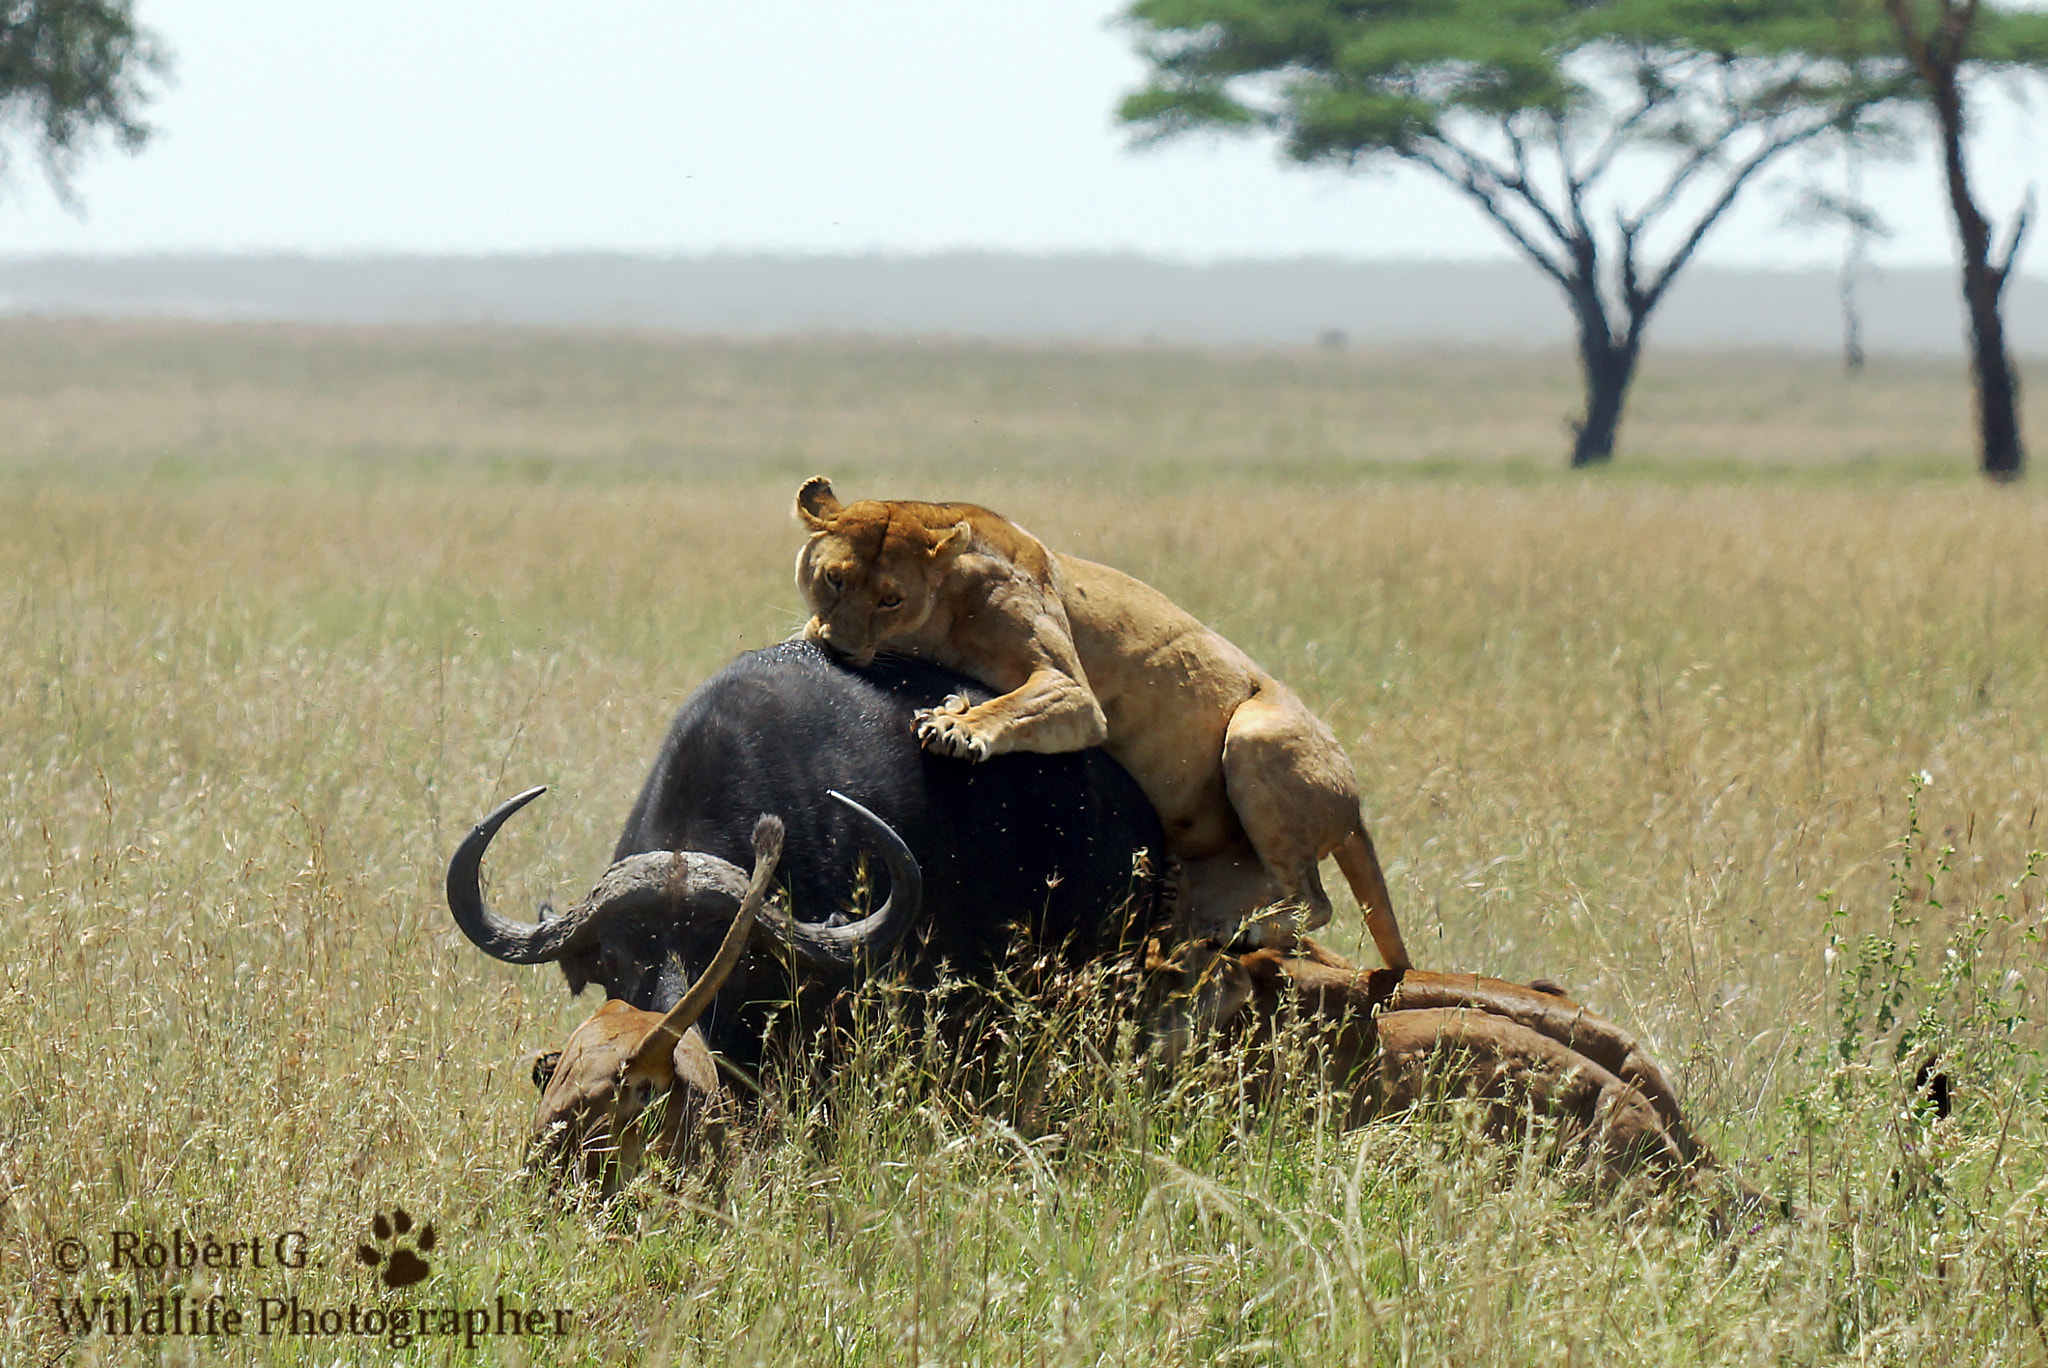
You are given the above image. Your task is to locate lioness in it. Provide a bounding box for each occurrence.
[792,477,1411,969]
[1140,939,1761,1208]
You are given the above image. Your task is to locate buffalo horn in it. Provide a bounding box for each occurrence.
[754,790,922,974]
[628,815,785,1071]
[446,786,751,964]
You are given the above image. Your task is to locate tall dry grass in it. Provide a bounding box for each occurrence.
[1,320,2044,1364]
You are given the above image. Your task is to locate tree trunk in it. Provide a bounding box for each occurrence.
[1963,254,2025,481]
[1900,0,2028,481]
[1841,227,1867,377]
[1569,297,1641,468]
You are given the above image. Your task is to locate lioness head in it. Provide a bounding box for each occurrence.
[529,998,729,1191]
[794,477,972,666]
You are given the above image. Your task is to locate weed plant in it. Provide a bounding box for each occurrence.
[0,321,2044,1363]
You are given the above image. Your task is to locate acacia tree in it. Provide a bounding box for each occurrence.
[1868,0,2047,481]
[1120,1,1889,466]
[1784,142,1897,374]
[0,0,168,206]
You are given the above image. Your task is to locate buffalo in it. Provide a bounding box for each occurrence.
[449,639,1168,1068]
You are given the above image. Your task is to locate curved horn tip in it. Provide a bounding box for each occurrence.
[824,789,876,822]
[473,784,550,838]
[446,783,578,966]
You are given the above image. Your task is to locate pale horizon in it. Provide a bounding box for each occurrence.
[3,251,2039,357]
[1,0,2041,280]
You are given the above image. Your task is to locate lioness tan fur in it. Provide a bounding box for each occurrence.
[792,477,1411,968]
[1144,938,1762,1206]
[531,998,732,1191]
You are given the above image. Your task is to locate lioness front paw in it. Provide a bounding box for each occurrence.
[914,704,992,762]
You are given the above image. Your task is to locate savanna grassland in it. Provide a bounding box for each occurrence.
[2,317,2046,1365]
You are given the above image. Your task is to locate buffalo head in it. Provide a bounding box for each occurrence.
[447,785,921,1046]
[528,815,781,1189]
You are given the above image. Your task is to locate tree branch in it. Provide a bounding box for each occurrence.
[1549,110,1596,247]
[1621,65,1779,235]
[1939,0,1983,71]
[1617,212,1646,331]
[1885,0,1936,81]
[1406,143,1575,290]
[1578,90,1662,187]
[1621,133,1730,238]
[1504,120,1539,193]
[1991,186,2035,287]
[1637,115,1840,312]
[1453,121,1578,255]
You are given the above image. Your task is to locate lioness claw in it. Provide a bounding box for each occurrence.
[915,710,991,762]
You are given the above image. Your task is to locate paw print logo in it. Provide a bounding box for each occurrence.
[356,1208,437,1289]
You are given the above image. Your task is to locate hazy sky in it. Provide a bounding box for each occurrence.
[1,0,2041,274]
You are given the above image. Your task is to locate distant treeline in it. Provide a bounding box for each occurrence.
[0,252,2038,356]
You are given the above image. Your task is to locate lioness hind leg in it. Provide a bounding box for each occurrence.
[1218,689,1351,944]
[1221,686,1411,969]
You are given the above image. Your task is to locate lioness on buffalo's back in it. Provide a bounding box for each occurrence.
[792,476,1412,970]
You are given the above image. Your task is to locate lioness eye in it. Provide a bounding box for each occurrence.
[823,570,843,591]
[877,593,902,610]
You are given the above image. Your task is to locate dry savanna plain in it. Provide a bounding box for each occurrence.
[3,317,2047,1365]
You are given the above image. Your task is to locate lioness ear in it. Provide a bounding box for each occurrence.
[796,476,842,529]
[930,520,972,561]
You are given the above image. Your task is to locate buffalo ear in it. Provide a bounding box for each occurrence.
[930,520,973,561]
[796,476,842,529]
